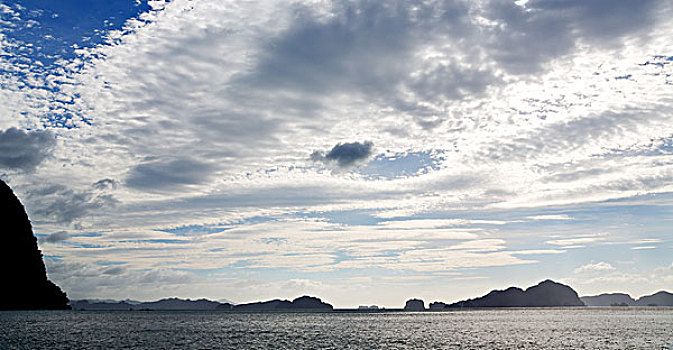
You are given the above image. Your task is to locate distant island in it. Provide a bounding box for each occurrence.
[451,279,584,308]
[582,291,673,307]
[221,295,333,312]
[421,280,584,310]
[70,281,673,312]
[72,295,333,312]
[403,298,425,311]
[71,298,222,311]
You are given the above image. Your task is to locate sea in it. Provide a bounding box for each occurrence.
[1,308,672,349]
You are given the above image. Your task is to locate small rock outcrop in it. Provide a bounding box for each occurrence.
[448,280,584,308]
[0,179,69,310]
[404,298,425,311]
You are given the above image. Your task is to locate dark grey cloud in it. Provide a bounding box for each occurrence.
[232,0,667,131]
[484,0,664,74]
[235,0,495,128]
[126,157,215,191]
[530,0,662,39]
[0,128,55,171]
[92,178,118,190]
[102,266,125,276]
[312,141,374,167]
[245,1,417,95]
[39,230,69,244]
[24,184,118,225]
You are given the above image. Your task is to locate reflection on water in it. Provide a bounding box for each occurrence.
[1,308,672,349]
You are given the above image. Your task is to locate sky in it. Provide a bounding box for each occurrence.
[0,0,672,308]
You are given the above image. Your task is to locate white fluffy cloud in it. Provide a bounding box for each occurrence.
[573,261,615,274]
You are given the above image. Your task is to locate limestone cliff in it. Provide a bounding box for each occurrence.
[0,179,69,310]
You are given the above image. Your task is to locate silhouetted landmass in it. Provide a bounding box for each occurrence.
[72,296,331,312]
[634,291,673,306]
[0,179,69,310]
[580,291,673,307]
[429,301,448,310]
[72,298,230,311]
[232,296,333,312]
[215,303,234,311]
[444,280,584,308]
[404,298,425,311]
[232,299,292,311]
[581,293,636,306]
[138,298,223,310]
[70,300,135,311]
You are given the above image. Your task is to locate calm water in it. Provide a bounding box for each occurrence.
[1,308,672,349]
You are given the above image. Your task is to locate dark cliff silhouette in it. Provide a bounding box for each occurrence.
[581,293,636,306]
[0,179,69,310]
[403,298,425,311]
[445,280,584,308]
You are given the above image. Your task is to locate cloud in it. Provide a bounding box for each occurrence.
[39,230,69,244]
[546,237,605,246]
[527,215,573,221]
[0,128,55,171]
[125,157,216,191]
[241,1,416,95]
[3,0,673,303]
[102,266,125,275]
[573,261,615,274]
[24,183,118,225]
[311,141,374,167]
[484,0,665,74]
[92,179,118,190]
[567,262,673,298]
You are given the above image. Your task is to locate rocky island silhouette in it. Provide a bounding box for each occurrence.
[581,291,673,307]
[443,280,585,308]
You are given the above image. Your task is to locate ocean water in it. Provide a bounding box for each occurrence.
[1,308,672,349]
